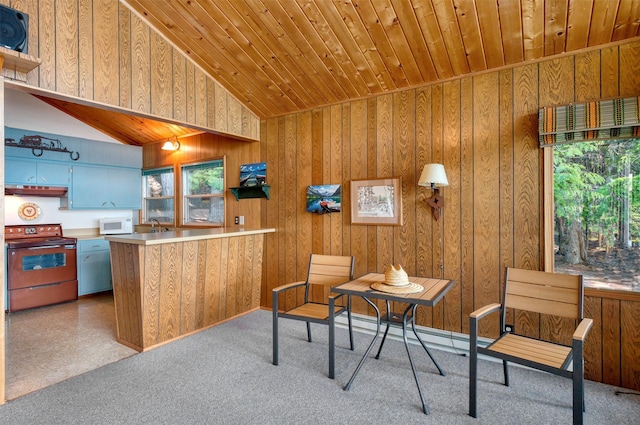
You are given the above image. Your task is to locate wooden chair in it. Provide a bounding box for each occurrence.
[469,267,593,425]
[272,254,355,379]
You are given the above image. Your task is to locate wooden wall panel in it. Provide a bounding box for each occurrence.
[392,90,416,275]
[10,0,259,141]
[93,0,118,105]
[204,238,222,325]
[158,243,182,341]
[257,39,640,391]
[619,41,640,96]
[55,0,78,96]
[38,1,56,90]
[442,80,461,332]
[78,0,94,99]
[150,32,172,119]
[215,82,228,132]
[131,13,151,113]
[498,70,514,328]
[584,295,603,382]
[512,63,541,339]
[296,112,313,301]
[575,50,601,101]
[118,3,132,109]
[194,68,208,128]
[180,240,199,334]
[620,300,640,389]
[341,103,351,258]
[329,104,343,256]
[459,77,474,334]
[473,73,501,337]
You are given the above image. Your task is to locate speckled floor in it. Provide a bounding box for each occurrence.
[4,293,137,401]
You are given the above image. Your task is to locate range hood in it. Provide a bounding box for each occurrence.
[5,184,68,197]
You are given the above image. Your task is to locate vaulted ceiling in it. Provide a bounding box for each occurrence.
[124,0,640,119]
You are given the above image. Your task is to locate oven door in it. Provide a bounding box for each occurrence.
[7,244,77,290]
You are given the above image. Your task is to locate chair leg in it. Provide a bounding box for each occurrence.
[503,360,509,386]
[307,321,312,343]
[272,292,279,366]
[469,317,478,418]
[573,344,585,425]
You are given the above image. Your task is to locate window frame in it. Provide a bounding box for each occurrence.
[141,156,227,229]
[179,157,226,227]
[142,167,176,226]
[543,141,640,295]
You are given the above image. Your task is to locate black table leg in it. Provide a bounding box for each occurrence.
[402,305,429,415]
[409,305,446,376]
[344,297,380,391]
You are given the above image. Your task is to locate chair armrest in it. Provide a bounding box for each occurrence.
[328,292,346,301]
[272,281,306,294]
[470,303,502,320]
[573,318,593,342]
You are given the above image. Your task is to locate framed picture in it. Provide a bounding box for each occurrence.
[306,184,341,214]
[239,162,266,187]
[350,177,402,225]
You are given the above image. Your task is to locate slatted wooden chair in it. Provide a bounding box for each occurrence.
[272,254,355,379]
[469,267,593,425]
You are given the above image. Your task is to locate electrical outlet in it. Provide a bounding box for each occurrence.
[234,216,239,225]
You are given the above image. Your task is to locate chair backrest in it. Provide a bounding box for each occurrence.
[504,267,584,320]
[306,254,355,287]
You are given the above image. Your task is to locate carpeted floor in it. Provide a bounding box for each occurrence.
[0,309,637,424]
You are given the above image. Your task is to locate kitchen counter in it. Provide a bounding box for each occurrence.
[106,227,275,351]
[104,227,274,245]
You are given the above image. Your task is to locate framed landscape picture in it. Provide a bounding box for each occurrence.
[306,184,341,214]
[350,177,402,225]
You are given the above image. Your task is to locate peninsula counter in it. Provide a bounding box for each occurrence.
[106,227,275,351]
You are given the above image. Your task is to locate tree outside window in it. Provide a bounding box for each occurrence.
[553,139,640,291]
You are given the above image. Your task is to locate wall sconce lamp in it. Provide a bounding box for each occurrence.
[418,163,449,220]
[161,137,180,151]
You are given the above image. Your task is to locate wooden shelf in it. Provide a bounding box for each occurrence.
[230,185,270,200]
[0,46,41,74]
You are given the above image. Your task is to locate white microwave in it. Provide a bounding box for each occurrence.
[99,217,133,235]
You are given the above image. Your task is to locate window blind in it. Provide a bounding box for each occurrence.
[539,96,640,147]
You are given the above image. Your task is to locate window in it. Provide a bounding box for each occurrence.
[549,139,640,292]
[142,168,175,224]
[182,159,225,226]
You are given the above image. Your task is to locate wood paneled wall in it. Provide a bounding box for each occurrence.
[1,0,259,141]
[260,39,640,390]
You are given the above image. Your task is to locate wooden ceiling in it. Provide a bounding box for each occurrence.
[123,0,640,119]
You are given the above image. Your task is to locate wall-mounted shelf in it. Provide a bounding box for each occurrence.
[230,185,270,200]
[0,46,41,74]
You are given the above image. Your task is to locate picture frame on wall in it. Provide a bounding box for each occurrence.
[306,184,341,214]
[350,177,402,225]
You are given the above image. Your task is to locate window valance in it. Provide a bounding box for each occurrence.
[539,96,640,147]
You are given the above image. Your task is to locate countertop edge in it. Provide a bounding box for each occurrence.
[105,228,275,245]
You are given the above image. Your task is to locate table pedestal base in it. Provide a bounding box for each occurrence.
[343,299,445,415]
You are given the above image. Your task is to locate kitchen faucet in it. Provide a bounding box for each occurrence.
[150,219,161,233]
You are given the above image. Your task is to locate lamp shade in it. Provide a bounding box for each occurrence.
[418,163,448,187]
[161,140,180,151]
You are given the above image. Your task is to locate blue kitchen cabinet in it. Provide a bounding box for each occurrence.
[77,239,112,296]
[5,159,70,186]
[69,165,141,209]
